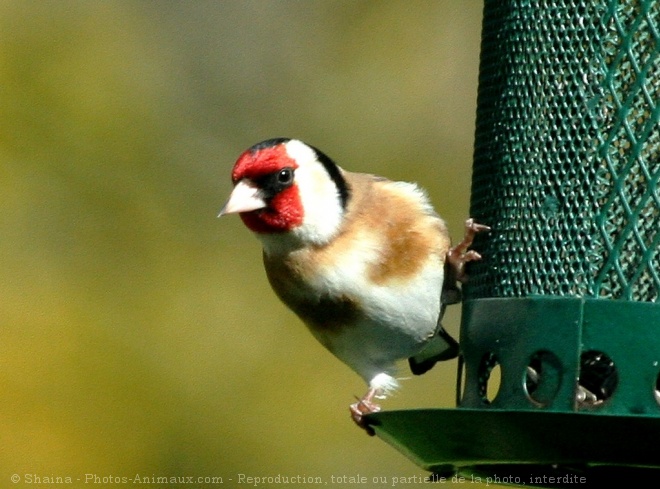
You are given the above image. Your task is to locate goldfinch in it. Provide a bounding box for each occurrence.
[219,138,488,434]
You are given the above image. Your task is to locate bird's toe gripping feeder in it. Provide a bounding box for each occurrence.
[367,1,660,485]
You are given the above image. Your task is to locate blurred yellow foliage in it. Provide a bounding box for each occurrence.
[0,1,483,487]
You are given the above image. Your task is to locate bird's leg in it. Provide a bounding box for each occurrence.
[447,218,490,284]
[349,387,381,436]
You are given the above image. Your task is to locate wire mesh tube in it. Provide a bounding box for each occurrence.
[468,0,659,302]
[367,2,660,478]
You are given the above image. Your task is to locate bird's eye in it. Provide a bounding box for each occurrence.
[256,167,295,198]
[277,168,294,185]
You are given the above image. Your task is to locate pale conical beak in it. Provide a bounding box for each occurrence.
[218,180,267,217]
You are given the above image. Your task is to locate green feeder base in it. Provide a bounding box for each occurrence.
[366,409,660,487]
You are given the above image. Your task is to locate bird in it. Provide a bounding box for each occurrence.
[219,138,489,434]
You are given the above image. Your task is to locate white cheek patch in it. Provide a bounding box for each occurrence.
[285,140,344,245]
[284,139,317,166]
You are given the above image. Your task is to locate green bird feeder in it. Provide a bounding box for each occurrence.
[366,0,660,485]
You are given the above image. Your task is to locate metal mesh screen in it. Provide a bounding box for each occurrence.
[469,0,660,302]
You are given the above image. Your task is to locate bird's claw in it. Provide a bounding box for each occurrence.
[447,218,490,283]
[349,388,381,436]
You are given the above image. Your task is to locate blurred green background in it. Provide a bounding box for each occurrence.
[1,1,486,487]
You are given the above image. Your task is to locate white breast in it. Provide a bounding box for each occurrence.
[306,231,444,385]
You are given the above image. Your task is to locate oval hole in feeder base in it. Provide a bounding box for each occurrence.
[478,352,501,404]
[524,350,562,407]
[577,351,618,408]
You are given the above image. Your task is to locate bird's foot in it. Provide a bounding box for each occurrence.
[447,218,490,283]
[349,388,381,436]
